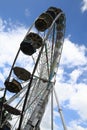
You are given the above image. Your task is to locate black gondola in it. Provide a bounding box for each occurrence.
[20,41,36,55]
[20,32,43,55]
[57,31,63,39]
[56,23,64,31]
[46,7,62,19]
[4,79,22,93]
[13,66,31,81]
[56,14,65,26]
[2,125,10,130]
[3,104,21,115]
[26,32,43,49]
[35,13,53,31]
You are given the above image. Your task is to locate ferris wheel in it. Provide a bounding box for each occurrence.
[0,7,66,130]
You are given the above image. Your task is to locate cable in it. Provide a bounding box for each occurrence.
[51,89,53,130]
[53,87,67,130]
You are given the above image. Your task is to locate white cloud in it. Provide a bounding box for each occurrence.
[69,83,87,120]
[0,18,28,70]
[25,8,31,17]
[0,18,6,31]
[61,38,87,67]
[69,68,83,83]
[81,0,87,12]
[68,120,87,130]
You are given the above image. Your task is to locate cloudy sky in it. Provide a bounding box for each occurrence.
[0,0,87,130]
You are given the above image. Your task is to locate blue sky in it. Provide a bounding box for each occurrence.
[0,0,87,130]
